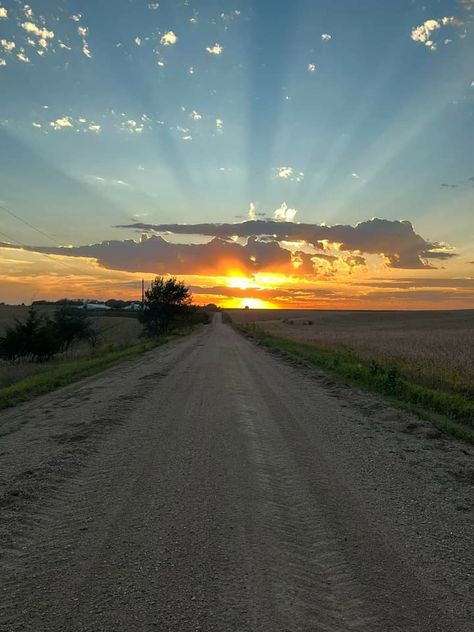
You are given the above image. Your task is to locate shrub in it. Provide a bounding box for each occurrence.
[0,307,97,362]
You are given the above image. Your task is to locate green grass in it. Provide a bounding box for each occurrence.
[238,324,474,443]
[0,339,167,410]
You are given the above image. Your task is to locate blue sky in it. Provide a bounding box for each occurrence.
[0,0,473,307]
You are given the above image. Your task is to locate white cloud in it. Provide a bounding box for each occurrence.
[148,2,160,9]
[82,42,92,58]
[216,118,223,131]
[17,51,30,63]
[0,7,8,19]
[32,122,42,128]
[276,167,304,182]
[190,110,202,121]
[248,203,257,220]
[89,176,129,187]
[71,14,82,22]
[308,63,317,73]
[135,37,142,46]
[278,166,294,179]
[411,16,464,50]
[321,33,332,41]
[0,58,6,66]
[274,202,297,222]
[206,43,223,55]
[123,119,144,134]
[161,31,177,46]
[411,19,441,43]
[88,124,101,133]
[50,117,73,130]
[77,26,93,58]
[21,22,54,40]
[1,40,16,53]
[351,172,360,179]
[156,58,165,67]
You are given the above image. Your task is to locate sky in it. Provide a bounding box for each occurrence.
[0,0,473,309]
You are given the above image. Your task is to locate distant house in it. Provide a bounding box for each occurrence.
[124,302,142,312]
[83,303,111,311]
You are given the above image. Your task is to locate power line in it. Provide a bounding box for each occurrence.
[0,203,65,247]
[0,225,80,275]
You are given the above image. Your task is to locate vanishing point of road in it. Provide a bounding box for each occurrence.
[0,315,473,631]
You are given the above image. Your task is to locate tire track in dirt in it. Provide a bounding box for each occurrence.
[0,317,472,631]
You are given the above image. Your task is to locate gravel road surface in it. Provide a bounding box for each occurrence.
[0,315,473,631]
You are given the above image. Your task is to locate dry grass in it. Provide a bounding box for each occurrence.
[230,309,474,395]
[0,306,142,389]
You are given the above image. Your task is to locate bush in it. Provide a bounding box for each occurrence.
[0,307,97,362]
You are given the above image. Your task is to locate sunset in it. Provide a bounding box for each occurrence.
[0,0,472,308]
[1,3,474,631]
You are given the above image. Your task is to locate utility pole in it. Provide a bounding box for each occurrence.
[141,279,145,307]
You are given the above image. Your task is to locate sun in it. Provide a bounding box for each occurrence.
[239,297,276,309]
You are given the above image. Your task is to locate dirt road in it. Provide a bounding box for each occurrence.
[0,315,472,631]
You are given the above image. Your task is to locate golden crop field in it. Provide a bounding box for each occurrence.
[230,309,474,395]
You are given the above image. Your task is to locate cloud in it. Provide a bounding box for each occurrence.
[216,118,223,131]
[1,40,15,53]
[308,64,317,73]
[21,22,54,41]
[87,175,130,187]
[17,52,30,63]
[274,203,297,222]
[248,203,257,220]
[161,31,177,46]
[49,116,73,130]
[277,166,293,179]
[411,16,464,50]
[0,59,6,66]
[357,277,474,289]
[206,43,224,55]
[117,217,456,270]
[321,34,332,41]
[148,2,160,9]
[276,167,305,182]
[78,25,93,58]
[0,7,7,19]
[190,110,202,121]
[0,236,317,278]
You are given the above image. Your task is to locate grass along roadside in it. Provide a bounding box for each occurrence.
[0,338,168,411]
[237,323,474,443]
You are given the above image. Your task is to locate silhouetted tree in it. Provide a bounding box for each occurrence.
[53,306,96,351]
[139,276,192,336]
[0,307,97,362]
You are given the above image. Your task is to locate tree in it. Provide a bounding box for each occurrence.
[139,276,192,336]
[0,307,98,362]
[53,306,96,352]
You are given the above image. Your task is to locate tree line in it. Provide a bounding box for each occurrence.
[0,277,211,362]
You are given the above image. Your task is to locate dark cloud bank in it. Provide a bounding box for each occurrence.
[0,218,456,276]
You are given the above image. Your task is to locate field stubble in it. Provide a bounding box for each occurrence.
[230,309,474,396]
